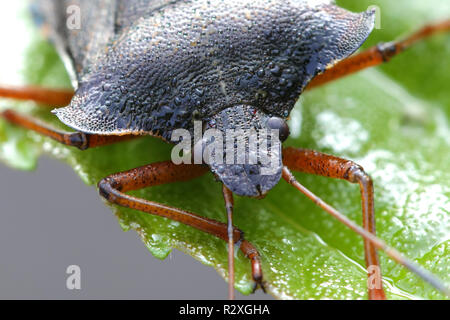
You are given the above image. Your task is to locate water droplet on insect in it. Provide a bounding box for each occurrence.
[270,65,281,76]
[194,88,204,97]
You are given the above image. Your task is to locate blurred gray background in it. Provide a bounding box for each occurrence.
[0,156,271,299]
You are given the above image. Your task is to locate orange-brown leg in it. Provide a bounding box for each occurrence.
[0,85,73,107]
[1,109,135,150]
[97,161,265,293]
[282,147,386,300]
[307,20,450,89]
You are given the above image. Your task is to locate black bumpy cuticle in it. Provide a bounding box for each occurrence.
[42,0,375,139]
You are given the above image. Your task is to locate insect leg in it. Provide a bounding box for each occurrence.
[222,185,235,300]
[0,109,135,150]
[97,161,265,293]
[0,85,73,107]
[282,148,450,299]
[282,147,385,299]
[306,19,450,89]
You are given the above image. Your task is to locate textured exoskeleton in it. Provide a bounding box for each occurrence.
[34,0,375,196]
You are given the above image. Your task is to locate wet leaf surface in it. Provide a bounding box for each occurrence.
[0,0,449,299]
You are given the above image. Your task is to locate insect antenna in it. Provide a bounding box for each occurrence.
[223,185,235,300]
[282,167,450,298]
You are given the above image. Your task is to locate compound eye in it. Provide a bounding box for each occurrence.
[266,117,290,142]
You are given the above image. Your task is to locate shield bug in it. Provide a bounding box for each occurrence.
[0,0,449,299]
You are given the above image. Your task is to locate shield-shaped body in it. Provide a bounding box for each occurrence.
[33,0,374,196]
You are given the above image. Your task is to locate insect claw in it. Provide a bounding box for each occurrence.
[260,281,267,294]
[251,279,267,294]
[251,282,258,294]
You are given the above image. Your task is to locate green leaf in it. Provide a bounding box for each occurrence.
[0,0,449,299]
